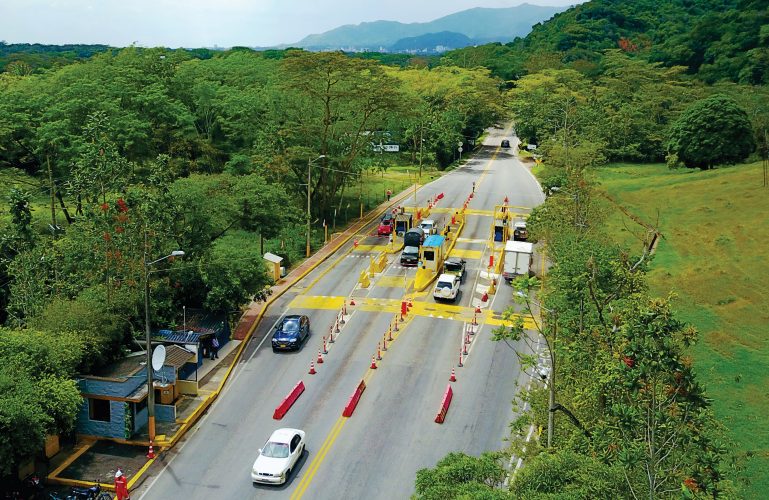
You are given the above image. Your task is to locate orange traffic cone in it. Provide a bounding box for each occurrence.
[309,361,316,375]
[462,339,468,356]
[458,349,464,367]
[376,343,382,361]
[322,336,328,354]
[147,440,156,459]
[450,368,457,382]
[317,350,324,364]
[481,291,489,302]
[370,356,378,369]
[350,298,356,306]
[382,335,388,351]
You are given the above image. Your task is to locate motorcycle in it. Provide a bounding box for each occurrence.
[67,483,112,500]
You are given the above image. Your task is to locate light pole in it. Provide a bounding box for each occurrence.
[306,155,326,258]
[144,249,184,443]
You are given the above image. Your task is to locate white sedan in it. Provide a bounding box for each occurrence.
[251,428,306,484]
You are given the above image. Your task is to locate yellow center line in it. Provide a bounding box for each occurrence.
[290,315,413,499]
[291,416,347,499]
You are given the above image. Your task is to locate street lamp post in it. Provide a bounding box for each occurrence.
[144,249,184,443]
[306,155,326,258]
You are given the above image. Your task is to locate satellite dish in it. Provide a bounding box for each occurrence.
[151,345,167,372]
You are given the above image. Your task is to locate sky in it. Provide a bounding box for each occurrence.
[0,0,584,48]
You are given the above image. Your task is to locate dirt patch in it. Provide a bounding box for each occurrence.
[58,441,149,484]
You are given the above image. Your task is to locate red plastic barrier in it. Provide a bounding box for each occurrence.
[434,384,454,424]
[342,380,367,417]
[273,381,306,420]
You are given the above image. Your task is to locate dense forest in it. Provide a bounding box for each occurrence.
[442,0,769,84]
[1,0,767,495]
[0,46,501,474]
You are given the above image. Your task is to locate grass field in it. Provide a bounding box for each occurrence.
[596,161,769,497]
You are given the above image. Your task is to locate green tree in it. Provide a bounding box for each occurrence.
[667,94,755,169]
[510,450,629,499]
[414,452,509,500]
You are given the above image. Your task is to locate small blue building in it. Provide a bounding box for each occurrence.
[76,345,194,440]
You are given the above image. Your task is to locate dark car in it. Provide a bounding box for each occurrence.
[443,258,467,283]
[272,315,310,352]
[400,246,420,267]
[404,228,425,248]
[501,139,510,148]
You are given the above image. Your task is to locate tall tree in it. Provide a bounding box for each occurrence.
[667,94,755,169]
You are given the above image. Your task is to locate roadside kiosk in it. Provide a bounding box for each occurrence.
[420,235,446,272]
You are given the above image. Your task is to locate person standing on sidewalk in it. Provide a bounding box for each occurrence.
[386,188,392,201]
[210,336,220,360]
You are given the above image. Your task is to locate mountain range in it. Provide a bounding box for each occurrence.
[291,4,567,53]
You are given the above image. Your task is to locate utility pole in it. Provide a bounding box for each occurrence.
[306,158,312,258]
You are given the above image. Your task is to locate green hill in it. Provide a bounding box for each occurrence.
[443,0,769,83]
[294,4,564,51]
[598,161,769,496]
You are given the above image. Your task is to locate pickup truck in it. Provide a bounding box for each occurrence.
[513,221,528,241]
[433,273,460,302]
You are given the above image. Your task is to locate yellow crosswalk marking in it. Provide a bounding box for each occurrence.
[288,296,346,310]
[376,276,412,288]
[287,295,535,329]
[449,249,483,259]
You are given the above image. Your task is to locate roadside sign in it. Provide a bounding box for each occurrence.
[458,146,463,153]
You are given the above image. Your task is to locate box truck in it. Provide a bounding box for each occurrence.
[503,240,534,282]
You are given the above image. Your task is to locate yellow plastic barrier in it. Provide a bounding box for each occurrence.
[359,269,370,288]
[377,253,387,272]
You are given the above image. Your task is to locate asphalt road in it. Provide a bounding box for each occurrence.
[136,126,545,500]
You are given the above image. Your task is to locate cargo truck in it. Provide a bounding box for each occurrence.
[503,240,534,282]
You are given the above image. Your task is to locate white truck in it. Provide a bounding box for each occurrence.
[503,240,534,282]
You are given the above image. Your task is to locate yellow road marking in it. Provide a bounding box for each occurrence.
[352,244,388,252]
[288,296,346,310]
[286,295,535,328]
[449,249,483,259]
[291,416,348,499]
[291,313,413,499]
[376,275,413,288]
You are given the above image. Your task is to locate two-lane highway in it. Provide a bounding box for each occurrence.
[137,126,545,499]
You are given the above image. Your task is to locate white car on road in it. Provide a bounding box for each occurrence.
[251,428,306,484]
[433,273,460,302]
[419,219,436,236]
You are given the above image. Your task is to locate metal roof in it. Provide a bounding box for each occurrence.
[423,235,445,247]
[163,345,195,368]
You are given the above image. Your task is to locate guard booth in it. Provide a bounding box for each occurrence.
[263,252,284,282]
[394,212,413,238]
[492,217,509,242]
[491,204,513,242]
[420,235,446,272]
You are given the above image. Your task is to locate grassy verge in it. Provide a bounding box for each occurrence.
[596,161,769,497]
